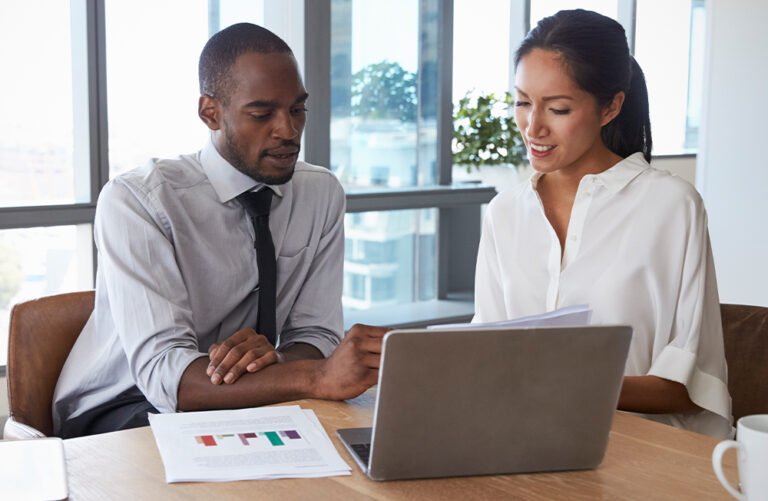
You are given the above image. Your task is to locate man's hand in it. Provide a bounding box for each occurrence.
[207,328,279,385]
[313,323,388,400]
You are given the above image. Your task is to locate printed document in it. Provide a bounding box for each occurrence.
[428,304,592,330]
[149,405,351,482]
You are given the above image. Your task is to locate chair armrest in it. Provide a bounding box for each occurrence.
[3,417,47,440]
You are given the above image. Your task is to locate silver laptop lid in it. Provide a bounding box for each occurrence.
[366,325,632,481]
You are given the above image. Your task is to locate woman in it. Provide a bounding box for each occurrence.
[473,9,731,438]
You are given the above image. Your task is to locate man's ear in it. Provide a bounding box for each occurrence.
[199,94,221,131]
[600,91,625,127]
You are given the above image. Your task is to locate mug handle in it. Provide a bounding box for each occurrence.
[712,440,745,500]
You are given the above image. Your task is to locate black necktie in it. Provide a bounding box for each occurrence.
[237,189,277,345]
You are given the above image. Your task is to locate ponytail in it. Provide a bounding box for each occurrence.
[601,57,653,162]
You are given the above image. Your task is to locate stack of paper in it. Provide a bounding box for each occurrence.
[149,405,350,482]
[428,304,592,330]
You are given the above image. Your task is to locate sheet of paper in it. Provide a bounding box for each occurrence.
[428,304,592,330]
[0,437,68,500]
[149,405,350,483]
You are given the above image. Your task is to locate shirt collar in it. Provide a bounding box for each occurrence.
[200,138,284,203]
[529,152,648,194]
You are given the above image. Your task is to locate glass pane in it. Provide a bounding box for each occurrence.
[106,1,264,177]
[330,0,439,189]
[343,209,436,310]
[0,1,90,207]
[530,0,617,27]
[453,0,510,103]
[636,0,701,154]
[0,225,94,365]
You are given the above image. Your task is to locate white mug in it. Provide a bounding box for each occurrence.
[712,414,768,500]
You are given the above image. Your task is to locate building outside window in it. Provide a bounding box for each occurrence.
[331,0,440,311]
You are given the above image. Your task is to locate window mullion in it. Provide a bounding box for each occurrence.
[436,0,454,186]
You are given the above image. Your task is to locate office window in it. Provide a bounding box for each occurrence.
[106,0,322,179]
[343,209,436,310]
[0,0,90,207]
[330,0,450,314]
[452,0,510,104]
[330,0,438,189]
[635,0,704,154]
[105,0,265,177]
[0,226,93,365]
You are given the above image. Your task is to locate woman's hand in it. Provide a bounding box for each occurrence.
[206,328,280,385]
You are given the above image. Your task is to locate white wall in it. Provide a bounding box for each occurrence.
[697,0,768,306]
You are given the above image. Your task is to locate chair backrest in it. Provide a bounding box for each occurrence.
[6,291,94,436]
[720,303,768,422]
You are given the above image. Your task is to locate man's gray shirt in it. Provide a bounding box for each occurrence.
[52,140,345,433]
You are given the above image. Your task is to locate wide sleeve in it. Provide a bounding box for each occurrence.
[646,197,732,436]
[473,204,508,323]
[278,177,345,356]
[94,180,207,413]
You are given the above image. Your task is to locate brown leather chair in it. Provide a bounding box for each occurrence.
[720,303,768,422]
[5,291,94,438]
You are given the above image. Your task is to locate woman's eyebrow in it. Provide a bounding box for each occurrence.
[513,88,574,101]
[542,95,574,101]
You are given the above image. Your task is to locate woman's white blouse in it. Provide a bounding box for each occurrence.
[473,152,732,438]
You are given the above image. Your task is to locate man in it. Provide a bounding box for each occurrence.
[52,23,385,438]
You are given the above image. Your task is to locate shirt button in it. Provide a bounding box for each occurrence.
[570,234,578,241]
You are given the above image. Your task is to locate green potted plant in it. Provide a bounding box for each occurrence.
[453,91,529,190]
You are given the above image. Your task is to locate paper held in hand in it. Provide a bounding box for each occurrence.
[148,405,351,482]
[428,304,592,330]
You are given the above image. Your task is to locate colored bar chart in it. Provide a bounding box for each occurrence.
[195,435,217,447]
[264,432,284,446]
[195,430,301,447]
[238,432,258,445]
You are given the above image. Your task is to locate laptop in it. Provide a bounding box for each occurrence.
[337,325,632,481]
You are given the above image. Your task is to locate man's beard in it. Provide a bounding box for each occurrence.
[223,127,299,186]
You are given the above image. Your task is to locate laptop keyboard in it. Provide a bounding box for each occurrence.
[350,442,372,464]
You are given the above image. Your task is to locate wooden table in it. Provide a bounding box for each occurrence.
[63,390,738,500]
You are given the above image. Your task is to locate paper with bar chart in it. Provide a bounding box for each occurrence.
[148,405,350,482]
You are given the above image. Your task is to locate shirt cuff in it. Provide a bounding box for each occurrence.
[647,344,731,422]
[278,331,339,358]
[161,349,209,413]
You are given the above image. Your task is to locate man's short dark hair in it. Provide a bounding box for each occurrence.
[199,23,292,104]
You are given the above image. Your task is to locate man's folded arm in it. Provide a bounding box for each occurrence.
[177,323,387,411]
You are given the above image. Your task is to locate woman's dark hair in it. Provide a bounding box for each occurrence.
[515,9,652,162]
